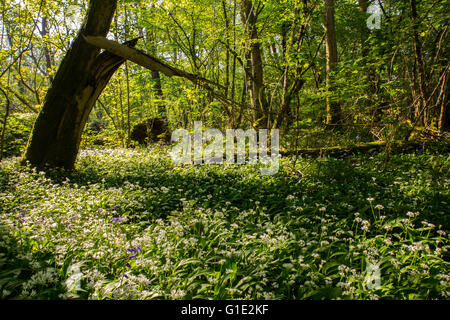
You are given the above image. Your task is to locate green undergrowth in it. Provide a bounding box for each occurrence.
[0,147,448,299]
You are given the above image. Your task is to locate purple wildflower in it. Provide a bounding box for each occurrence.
[127,247,143,254]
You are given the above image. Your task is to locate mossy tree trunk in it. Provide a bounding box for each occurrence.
[23,0,120,169]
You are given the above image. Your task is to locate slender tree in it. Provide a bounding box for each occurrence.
[323,0,340,125]
[410,0,428,126]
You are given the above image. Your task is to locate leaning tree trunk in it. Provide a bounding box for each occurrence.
[23,0,230,170]
[23,0,121,169]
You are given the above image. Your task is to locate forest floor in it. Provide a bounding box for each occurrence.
[0,147,448,299]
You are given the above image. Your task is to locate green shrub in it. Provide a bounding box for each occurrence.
[1,113,36,158]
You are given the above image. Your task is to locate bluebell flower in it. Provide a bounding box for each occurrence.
[127,247,143,254]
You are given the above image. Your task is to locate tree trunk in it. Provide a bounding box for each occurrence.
[0,88,10,161]
[40,17,53,82]
[148,34,166,119]
[23,0,121,169]
[358,0,381,121]
[222,0,231,99]
[359,0,373,85]
[438,70,449,133]
[410,0,428,126]
[324,0,341,125]
[240,0,269,128]
[274,9,307,129]
[151,69,166,118]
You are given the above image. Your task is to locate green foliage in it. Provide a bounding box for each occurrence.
[1,0,449,301]
[3,0,447,151]
[1,113,35,158]
[0,148,448,299]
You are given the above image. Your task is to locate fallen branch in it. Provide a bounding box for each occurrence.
[83,35,224,90]
[83,35,248,112]
[279,140,428,157]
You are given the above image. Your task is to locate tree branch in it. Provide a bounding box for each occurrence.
[83,35,224,90]
[83,35,252,118]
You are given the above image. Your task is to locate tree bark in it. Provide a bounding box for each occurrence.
[151,69,166,118]
[410,0,428,126]
[358,0,372,82]
[148,37,166,119]
[23,0,121,169]
[0,88,10,161]
[324,0,341,125]
[40,17,53,82]
[438,69,449,133]
[240,0,269,128]
[222,0,231,99]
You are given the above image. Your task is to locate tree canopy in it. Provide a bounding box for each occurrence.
[0,0,447,165]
